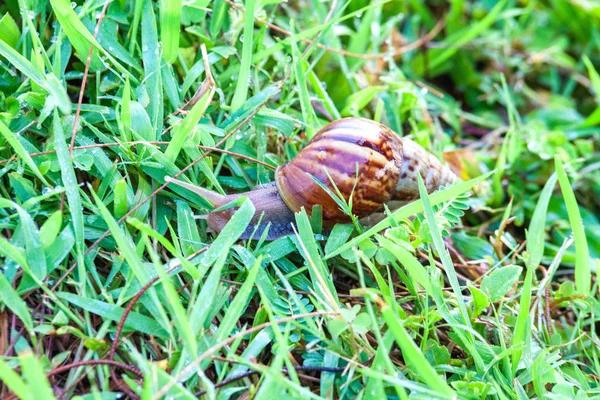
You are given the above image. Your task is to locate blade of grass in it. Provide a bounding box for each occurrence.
[56,292,169,338]
[555,157,591,295]
[0,120,50,186]
[49,0,134,79]
[0,359,30,400]
[89,187,173,337]
[417,174,472,334]
[0,199,47,280]
[164,83,214,162]
[511,264,533,377]
[526,173,558,268]
[189,251,228,335]
[199,198,255,269]
[290,20,316,138]
[0,40,71,114]
[0,13,20,49]
[230,0,256,111]
[214,256,261,344]
[53,111,86,293]
[377,236,432,293]
[160,0,182,62]
[127,217,199,278]
[327,171,495,258]
[0,272,34,334]
[379,297,456,398]
[19,351,56,400]
[141,0,163,136]
[142,234,197,357]
[294,209,339,310]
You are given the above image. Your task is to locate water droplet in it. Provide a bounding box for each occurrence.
[50,36,58,43]
[142,44,149,52]
[42,187,53,195]
[239,34,244,43]
[70,1,76,8]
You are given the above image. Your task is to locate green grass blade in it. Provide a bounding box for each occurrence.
[49,0,133,79]
[160,0,182,62]
[214,256,261,343]
[19,351,56,400]
[417,175,472,334]
[141,0,163,135]
[377,236,432,293]
[526,173,558,268]
[380,301,455,398]
[56,292,169,338]
[53,111,86,291]
[164,87,212,162]
[0,199,47,280]
[198,198,255,269]
[0,13,20,49]
[0,40,71,114]
[0,120,50,186]
[290,21,316,138]
[230,0,256,111]
[511,264,532,377]
[142,234,197,357]
[295,209,339,309]
[89,188,173,336]
[326,171,495,259]
[0,359,30,400]
[0,272,34,333]
[555,157,591,295]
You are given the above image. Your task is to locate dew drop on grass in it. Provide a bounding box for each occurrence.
[70,1,76,8]
[50,36,58,43]
[142,45,149,52]
[42,187,53,195]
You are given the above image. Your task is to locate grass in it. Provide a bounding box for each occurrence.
[0,0,599,399]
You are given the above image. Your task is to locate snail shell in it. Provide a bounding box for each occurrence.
[275,118,456,222]
[166,117,457,240]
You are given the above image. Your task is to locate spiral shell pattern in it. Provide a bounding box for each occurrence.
[275,118,456,223]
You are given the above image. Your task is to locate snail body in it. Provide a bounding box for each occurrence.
[166,117,457,240]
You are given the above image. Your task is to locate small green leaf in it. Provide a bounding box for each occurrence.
[114,179,128,219]
[0,13,20,49]
[39,211,62,250]
[480,265,522,302]
[0,273,33,333]
[468,285,490,318]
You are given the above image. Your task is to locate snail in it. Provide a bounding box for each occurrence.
[166,117,457,240]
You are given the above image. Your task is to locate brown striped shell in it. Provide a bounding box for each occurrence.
[275,118,456,223]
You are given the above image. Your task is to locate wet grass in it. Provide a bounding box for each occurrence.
[0,0,599,398]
